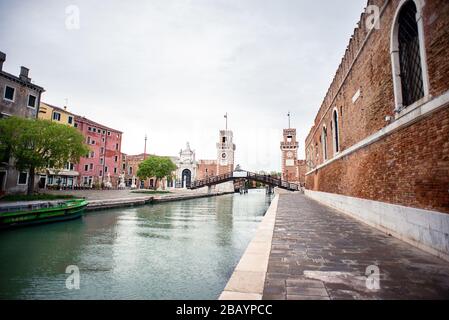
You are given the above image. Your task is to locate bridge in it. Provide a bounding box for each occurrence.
[189,170,301,192]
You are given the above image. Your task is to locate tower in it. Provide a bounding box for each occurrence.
[216,130,236,175]
[280,128,299,182]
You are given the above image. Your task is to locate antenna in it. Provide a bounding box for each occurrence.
[287,111,291,129]
[224,113,228,131]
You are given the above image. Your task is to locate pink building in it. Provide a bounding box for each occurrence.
[74,116,123,188]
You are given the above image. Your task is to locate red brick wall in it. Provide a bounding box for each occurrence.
[305,0,449,213]
[197,160,217,180]
[306,107,449,213]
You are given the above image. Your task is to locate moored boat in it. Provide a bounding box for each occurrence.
[0,199,88,230]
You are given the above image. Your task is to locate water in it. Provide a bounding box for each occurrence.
[0,190,272,300]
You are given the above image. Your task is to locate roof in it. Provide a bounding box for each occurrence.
[40,102,76,116]
[74,115,123,134]
[0,70,45,92]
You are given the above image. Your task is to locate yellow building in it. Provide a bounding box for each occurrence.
[38,102,75,126]
[37,102,79,189]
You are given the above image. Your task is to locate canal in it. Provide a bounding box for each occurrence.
[0,190,273,300]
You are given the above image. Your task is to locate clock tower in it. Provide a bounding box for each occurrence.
[281,128,299,182]
[217,130,236,175]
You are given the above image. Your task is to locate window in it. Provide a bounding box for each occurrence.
[17,172,28,185]
[114,168,117,174]
[114,156,118,162]
[93,128,97,133]
[89,163,94,170]
[87,137,91,144]
[53,112,61,121]
[102,130,106,135]
[332,109,340,154]
[68,116,73,125]
[90,151,95,158]
[105,166,108,173]
[321,126,328,161]
[107,131,111,136]
[287,136,293,143]
[84,165,89,172]
[91,140,96,145]
[74,123,78,128]
[115,144,119,150]
[128,167,133,175]
[88,127,92,131]
[100,158,104,165]
[100,147,104,154]
[64,162,74,171]
[27,95,37,108]
[391,0,428,111]
[222,137,226,143]
[4,86,15,102]
[99,170,103,177]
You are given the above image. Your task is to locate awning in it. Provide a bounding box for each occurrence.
[46,169,80,177]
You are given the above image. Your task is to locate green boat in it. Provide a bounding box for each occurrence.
[0,199,88,230]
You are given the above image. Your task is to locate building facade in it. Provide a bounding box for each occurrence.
[38,102,79,189]
[0,51,45,194]
[304,0,449,260]
[74,116,123,188]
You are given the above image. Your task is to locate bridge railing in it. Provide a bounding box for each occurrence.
[190,170,301,191]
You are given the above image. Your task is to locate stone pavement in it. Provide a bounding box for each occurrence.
[263,194,449,300]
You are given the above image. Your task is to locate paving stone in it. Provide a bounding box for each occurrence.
[286,286,329,297]
[262,194,449,300]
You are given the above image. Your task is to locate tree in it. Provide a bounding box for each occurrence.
[0,117,89,195]
[137,156,177,190]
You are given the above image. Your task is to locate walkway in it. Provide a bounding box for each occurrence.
[263,194,449,300]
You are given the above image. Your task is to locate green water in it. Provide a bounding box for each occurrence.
[0,190,272,300]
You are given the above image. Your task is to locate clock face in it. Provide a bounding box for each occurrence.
[221,152,227,159]
[287,151,293,159]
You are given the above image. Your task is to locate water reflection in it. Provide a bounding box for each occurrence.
[0,190,272,300]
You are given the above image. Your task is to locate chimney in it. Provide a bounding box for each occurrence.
[20,66,31,82]
[0,52,5,71]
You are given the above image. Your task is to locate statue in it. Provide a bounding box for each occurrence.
[118,173,126,190]
[105,173,113,189]
[131,175,137,189]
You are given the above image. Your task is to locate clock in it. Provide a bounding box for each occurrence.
[287,151,294,159]
[221,152,227,159]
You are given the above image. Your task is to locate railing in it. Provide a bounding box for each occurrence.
[190,171,300,192]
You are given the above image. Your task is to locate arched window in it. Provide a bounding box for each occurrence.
[332,109,340,154]
[322,126,328,161]
[391,0,428,111]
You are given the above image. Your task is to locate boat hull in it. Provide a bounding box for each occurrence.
[0,200,87,230]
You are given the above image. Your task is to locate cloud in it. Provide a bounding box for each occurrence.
[0,0,366,172]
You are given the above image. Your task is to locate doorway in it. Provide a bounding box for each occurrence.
[182,169,192,188]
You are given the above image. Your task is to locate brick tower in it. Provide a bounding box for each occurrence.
[216,130,236,175]
[280,128,299,182]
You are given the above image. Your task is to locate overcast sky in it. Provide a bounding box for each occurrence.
[0,0,366,172]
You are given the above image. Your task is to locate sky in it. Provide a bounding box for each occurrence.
[0,0,367,172]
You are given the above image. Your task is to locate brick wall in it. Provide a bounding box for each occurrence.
[305,0,449,213]
[197,160,217,180]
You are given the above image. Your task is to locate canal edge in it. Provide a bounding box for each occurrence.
[219,194,280,300]
[84,192,235,212]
